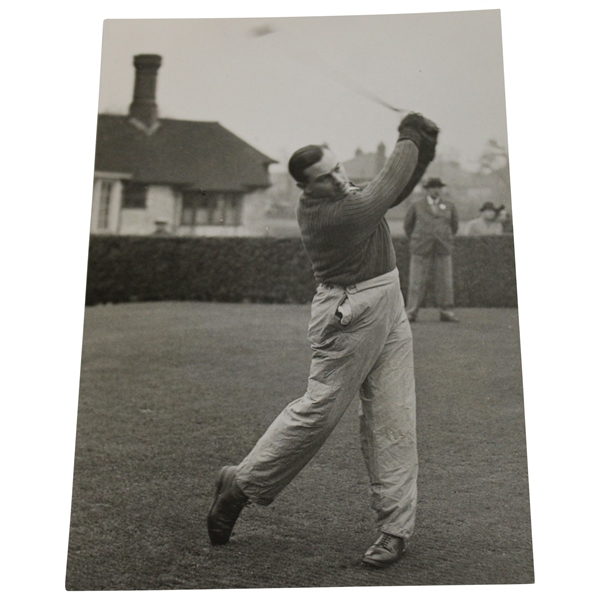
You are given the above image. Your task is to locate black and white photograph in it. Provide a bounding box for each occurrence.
[1,2,597,599]
[68,10,530,590]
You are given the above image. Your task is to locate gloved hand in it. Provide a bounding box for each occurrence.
[398,112,439,141]
[398,112,439,163]
[390,113,440,207]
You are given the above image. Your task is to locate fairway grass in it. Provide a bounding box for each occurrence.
[66,303,533,590]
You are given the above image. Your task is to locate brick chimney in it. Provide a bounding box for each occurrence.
[129,54,162,132]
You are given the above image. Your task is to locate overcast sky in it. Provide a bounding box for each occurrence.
[98,11,508,171]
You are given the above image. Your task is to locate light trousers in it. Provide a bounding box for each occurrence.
[406,253,455,317]
[235,268,418,539]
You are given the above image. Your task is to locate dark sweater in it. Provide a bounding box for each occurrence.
[297,139,420,286]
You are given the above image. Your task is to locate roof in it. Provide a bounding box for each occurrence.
[95,115,276,191]
[342,145,386,183]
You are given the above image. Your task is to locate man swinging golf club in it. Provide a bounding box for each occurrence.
[207,112,439,568]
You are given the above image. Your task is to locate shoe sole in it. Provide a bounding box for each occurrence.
[362,557,384,568]
[362,555,402,568]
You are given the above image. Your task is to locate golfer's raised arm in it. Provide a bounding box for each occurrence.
[340,113,439,230]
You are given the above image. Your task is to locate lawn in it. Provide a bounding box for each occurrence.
[65,303,533,590]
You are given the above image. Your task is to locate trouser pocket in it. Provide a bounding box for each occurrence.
[308,288,345,348]
[335,293,353,325]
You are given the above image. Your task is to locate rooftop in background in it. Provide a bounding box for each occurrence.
[343,143,387,184]
[95,115,276,191]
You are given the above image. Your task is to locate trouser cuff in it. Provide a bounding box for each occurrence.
[235,477,275,506]
[381,527,414,541]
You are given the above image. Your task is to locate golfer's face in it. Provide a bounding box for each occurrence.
[302,149,351,199]
[428,187,441,199]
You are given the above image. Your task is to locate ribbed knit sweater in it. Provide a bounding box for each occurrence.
[297,139,420,286]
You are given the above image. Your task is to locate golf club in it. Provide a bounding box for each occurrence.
[250,23,407,115]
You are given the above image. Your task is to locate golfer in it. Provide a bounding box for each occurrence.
[208,113,439,568]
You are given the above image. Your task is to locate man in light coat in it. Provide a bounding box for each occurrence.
[404,178,459,322]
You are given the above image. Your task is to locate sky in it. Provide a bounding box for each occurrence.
[98,11,508,171]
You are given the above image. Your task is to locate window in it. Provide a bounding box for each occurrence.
[122,181,148,209]
[97,181,113,229]
[181,191,242,226]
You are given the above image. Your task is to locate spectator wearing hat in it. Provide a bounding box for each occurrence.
[464,202,503,236]
[404,177,459,323]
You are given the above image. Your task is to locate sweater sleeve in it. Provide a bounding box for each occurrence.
[335,140,418,236]
[389,155,432,209]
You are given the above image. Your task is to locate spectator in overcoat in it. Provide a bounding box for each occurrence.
[404,177,459,322]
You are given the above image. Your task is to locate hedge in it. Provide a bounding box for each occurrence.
[85,235,518,307]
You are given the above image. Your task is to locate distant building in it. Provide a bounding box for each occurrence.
[255,142,512,238]
[343,142,387,185]
[91,55,276,237]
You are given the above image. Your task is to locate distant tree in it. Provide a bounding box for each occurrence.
[479,139,510,189]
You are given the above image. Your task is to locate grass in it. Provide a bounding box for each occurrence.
[65,303,533,590]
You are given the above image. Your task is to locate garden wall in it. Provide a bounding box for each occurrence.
[85,235,517,307]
